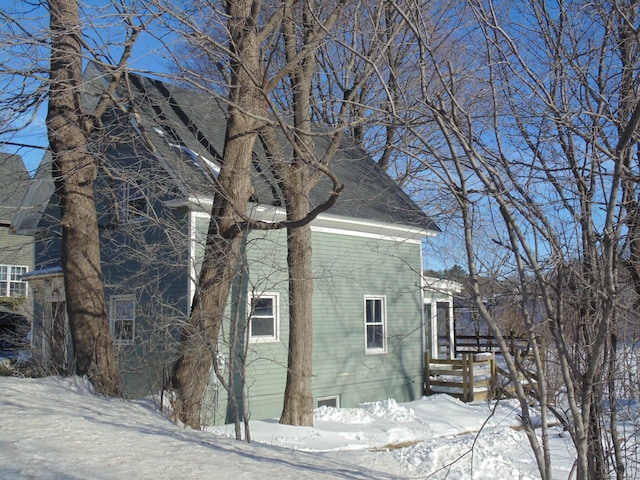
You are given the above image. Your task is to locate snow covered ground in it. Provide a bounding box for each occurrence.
[0,376,576,479]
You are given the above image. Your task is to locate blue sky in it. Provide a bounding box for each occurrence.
[1,3,177,176]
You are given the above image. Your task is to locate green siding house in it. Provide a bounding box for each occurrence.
[14,65,448,423]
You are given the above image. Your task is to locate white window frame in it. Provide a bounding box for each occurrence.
[122,180,149,222]
[364,295,387,354]
[248,292,279,343]
[0,265,28,297]
[316,395,340,409]
[110,295,136,345]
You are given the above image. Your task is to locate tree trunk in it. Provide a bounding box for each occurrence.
[47,0,120,396]
[279,167,314,426]
[169,234,243,428]
[170,0,263,429]
[278,0,316,426]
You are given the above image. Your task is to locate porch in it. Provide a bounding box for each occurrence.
[424,334,540,403]
[425,352,496,402]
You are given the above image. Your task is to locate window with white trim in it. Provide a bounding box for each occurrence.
[0,265,28,297]
[110,295,136,345]
[365,295,386,353]
[249,293,279,342]
[122,180,149,222]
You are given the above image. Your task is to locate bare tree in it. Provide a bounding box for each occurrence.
[155,0,336,428]
[257,0,352,427]
[149,0,366,428]
[257,0,417,425]
[166,0,269,428]
[0,0,176,394]
[161,0,415,428]
[45,0,150,395]
[379,0,640,478]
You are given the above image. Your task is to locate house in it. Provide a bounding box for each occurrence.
[14,65,456,423]
[0,152,33,360]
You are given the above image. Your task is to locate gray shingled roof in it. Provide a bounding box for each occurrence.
[0,153,31,225]
[122,72,438,231]
[14,65,438,234]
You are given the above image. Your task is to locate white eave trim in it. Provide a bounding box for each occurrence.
[251,204,437,242]
[310,212,434,243]
[165,197,436,243]
[163,197,212,212]
[22,267,64,282]
[422,276,464,296]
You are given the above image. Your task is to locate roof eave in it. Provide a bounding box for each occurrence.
[165,197,436,241]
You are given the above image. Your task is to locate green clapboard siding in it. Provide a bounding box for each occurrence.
[311,231,424,408]
[200,219,425,424]
[195,219,291,422]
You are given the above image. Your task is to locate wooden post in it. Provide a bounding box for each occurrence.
[461,354,467,401]
[462,353,474,402]
[490,354,497,399]
[468,354,474,402]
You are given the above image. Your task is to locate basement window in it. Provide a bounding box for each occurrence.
[316,395,340,409]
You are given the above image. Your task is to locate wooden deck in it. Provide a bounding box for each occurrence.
[425,334,540,402]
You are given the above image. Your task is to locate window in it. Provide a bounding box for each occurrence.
[365,295,386,353]
[0,265,28,297]
[317,396,340,409]
[249,293,279,342]
[122,181,149,222]
[110,295,136,345]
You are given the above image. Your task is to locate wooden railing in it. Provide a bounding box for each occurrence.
[454,334,532,358]
[425,353,497,402]
[426,332,541,402]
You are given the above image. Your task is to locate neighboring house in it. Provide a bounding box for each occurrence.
[0,152,33,359]
[14,65,455,423]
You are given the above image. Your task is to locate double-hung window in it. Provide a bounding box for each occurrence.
[110,295,136,345]
[0,265,28,297]
[365,295,386,353]
[249,293,279,342]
